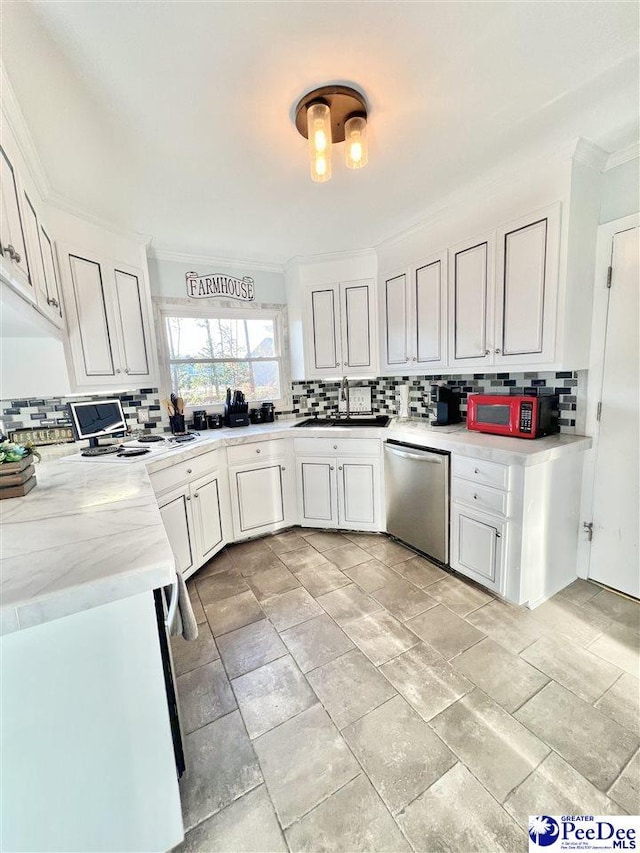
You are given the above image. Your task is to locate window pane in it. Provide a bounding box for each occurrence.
[166,316,276,359]
[170,361,281,406]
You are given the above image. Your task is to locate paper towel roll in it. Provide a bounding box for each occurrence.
[398,384,410,419]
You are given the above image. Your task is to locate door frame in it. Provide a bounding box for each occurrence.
[576,212,639,580]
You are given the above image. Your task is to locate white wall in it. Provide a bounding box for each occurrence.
[147,257,286,303]
[600,158,640,223]
[0,336,71,400]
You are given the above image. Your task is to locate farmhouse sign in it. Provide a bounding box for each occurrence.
[186,271,255,301]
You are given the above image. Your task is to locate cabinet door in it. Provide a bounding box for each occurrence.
[39,226,64,325]
[297,457,337,527]
[307,285,341,375]
[158,487,194,578]
[191,472,225,565]
[21,192,48,309]
[381,272,409,371]
[65,253,117,379]
[340,280,374,372]
[494,204,560,365]
[231,462,288,536]
[113,267,150,378]
[337,457,379,531]
[449,236,494,367]
[451,504,505,594]
[414,254,448,368]
[0,145,32,295]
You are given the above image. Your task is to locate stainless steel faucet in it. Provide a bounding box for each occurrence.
[340,375,350,419]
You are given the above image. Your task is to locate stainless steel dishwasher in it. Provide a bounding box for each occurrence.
[384,440,450,564]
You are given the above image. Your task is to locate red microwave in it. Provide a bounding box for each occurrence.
[466,394,559,439]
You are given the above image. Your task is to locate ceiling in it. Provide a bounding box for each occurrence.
[2,1,638,266]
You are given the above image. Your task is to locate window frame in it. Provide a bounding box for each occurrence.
[157,302,290,413]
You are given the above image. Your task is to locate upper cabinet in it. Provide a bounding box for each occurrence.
[381,251,448,373]
[305,278,377,378]
[59,246,155,389]
[449,233,495,368]
[1,145,34,301]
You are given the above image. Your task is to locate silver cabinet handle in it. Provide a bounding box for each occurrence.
[4,244,21,263]
[186,468,192,474]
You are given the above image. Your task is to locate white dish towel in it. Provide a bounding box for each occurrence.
[169,572,199,641]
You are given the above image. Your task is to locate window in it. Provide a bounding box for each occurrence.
[164,311,283,406]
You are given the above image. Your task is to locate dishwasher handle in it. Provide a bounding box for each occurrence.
[384,444,446,463]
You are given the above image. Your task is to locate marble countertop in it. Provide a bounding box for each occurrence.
[0,417,591,637]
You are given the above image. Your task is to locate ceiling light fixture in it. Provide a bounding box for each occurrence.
[295,85,368,183]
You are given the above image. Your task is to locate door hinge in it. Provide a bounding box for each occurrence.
[596,401,602,422]
[606,266,613,288]
[583,521,593,542]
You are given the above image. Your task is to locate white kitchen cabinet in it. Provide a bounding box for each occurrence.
[229,455,295,540]
[297,457,337,525]
[450,503,506,594]
[305,279,376,378]
[190,471,226,564]
[449,233,495,368]
[21,191,64,327]
[158,486,194,578]
[0,144,33,300]
[337,458,378,528]
[59,246,155,389]
[381,252,448,372]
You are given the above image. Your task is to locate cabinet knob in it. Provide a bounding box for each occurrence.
[343,362,347,366]
[281,466,286,472]
[187,468,192,474]
[412,357,417,362]
[256,448,261,453]
[194,493,199,498]
[484,350,490,356]
[405,357,409,362]
[4,244,21,263]
[473,494,478,500]
[124,368,130,374]
[495,348,501,354]
[335,362,339,367]
[338,465,343,471]
[186,495,191,501]
[115,368,121,374]
[333,445,338,450]
[474,468,479,474]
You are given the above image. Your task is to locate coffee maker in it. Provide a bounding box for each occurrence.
[430,383,462,426]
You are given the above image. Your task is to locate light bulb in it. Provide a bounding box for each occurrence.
[307,102,332,182]
[345,115,368,170]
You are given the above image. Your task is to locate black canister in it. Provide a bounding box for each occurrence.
[193,410,208,430]
[249,408,264,424]
[261,402,275,423]
[207,413,223,429]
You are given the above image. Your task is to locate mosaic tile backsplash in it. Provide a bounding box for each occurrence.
[292,371,584,433]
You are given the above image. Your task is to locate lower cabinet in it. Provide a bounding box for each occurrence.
[228,458,295,540]
[297,455,381,531]
[450,503,506,594]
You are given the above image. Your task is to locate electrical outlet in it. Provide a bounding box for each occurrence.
[137,408,149,424]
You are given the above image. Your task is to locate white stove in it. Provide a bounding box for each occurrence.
[62,434,212,464]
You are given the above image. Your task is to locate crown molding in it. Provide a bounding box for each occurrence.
[605,142,640,171]
[287,246,376,266]
[571,137,610,172]
[148,247,285,274]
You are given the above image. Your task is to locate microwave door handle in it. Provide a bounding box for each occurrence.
[165,570,180,632]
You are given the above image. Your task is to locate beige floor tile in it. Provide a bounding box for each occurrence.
[324,543,372,570]
[195,548,235,578]
[294,563,351,597]
[584,588,640,632]
[261,587,324,631]
[204,590,264,637]
[232,655,317,739]
[171,622,219,676]
[380,643,473,721]
[176,785,287,853]
[344,695,456,814]
[427,574,493,616]
[196,568,249,605]
[373,577,438,622]
[556,578,601,607]
[431,689,549,802]
[522,634,621,704]
[253,704,360,828]
[588,622,640,677]
[609,750,640,813]
[343,611,419,666]
[230,544,285,577]
[452,637,549,712]
[342,532,387,549]
[177,659,237,734]
[216,619,287,679]
[302,530,350,552]
[529,596,609,646]
[515,681,639,791]
[264,531,310,555]
[285,774,411,853]
[280,614,355,673]
[391,554,449,587]
[397,763,525,853]
[406,604,485,660]
[364,540,416,566]
[306,648,396,729]
[464,598,543,654]
[280,545,333,574]
[179,710,262,832]
[316,583,383,625]
[245,564,300,601]
[504,752,626,829]
[344,558,399,592]
[595,672,640,736]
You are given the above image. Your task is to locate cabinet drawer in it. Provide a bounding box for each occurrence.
[150,448,221,495]
[294,437,381,457]
[226,439,288,465]
[452,455,509,491]
[452,478,508,517]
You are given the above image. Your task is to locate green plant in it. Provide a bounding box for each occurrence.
[0,441,29,464]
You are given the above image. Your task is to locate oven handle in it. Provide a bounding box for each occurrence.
[165,571,180,632]
[384,445,445,463]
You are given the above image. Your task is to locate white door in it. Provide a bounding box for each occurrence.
[297,457,337,527]
[382,271,409,371]
[191,472,224,565]
[232,463,286,535]
[337,457,378,530]
[341,280,374,372]
[158,487,194,578]
[494,204,560,365]
[449,235,494,367]
[451,504,505,594]
[0,145,32,293]
[587,224,639,598]
[414,253,447,368]
[113,268,150,378]
[65,253,117,379]
[307,285,341,376]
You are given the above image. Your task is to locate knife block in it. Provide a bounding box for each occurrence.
[224,404,250,427]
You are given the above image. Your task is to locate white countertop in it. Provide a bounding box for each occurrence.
[0,417,591,636]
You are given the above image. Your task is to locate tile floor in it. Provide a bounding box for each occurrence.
[171,528,640,853]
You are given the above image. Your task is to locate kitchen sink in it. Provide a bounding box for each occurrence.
[295,415,390,428]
